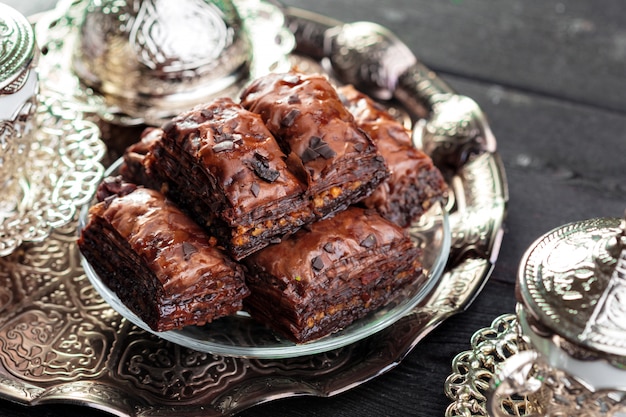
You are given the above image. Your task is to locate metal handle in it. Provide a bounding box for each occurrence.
[486,350,544,417]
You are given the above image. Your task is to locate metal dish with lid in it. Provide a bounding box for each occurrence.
[487,211,626,416]
[0,2,38,217]
[71,0,293,126]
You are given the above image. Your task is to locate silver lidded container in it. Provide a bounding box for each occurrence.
[488,212,626,416]
[71,0,254,126]
[0,2,38,217]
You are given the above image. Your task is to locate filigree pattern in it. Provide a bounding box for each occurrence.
[0,88,105,256]
[445,314,525,417]
[446,314,626,417]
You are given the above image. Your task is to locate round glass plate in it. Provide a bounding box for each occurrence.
[79,158,450,359]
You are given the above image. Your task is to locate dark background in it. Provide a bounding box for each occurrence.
[3,0,626,416]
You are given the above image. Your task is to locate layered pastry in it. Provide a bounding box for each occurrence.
[144,97,311,260]
[78,178,249,332]
[119,126,163,189]
[243,207,424,343]
[339,85,448,227]
[240,72,389,218]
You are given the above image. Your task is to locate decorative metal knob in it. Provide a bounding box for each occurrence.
[0,2,39,217]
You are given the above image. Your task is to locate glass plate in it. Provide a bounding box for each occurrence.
[79,158,450,359]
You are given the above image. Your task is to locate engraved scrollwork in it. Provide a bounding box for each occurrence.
[131,0,231,72]
[0,374,44,401]
[521,218,621,345]
[0,5,35,91]
[115,330,243,402]
[581,216,626,355]
[38,381,135,415]
[0,266,21,330]
[0,308,111,382]
[431,258,492,310]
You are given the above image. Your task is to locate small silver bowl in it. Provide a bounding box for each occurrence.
[72,0,254,126]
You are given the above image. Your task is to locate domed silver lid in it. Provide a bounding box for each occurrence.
[518,212,626,358]
[0,3,37,95]
[72,0,253,125]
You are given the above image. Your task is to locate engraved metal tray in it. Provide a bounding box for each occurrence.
[0,1,507,415]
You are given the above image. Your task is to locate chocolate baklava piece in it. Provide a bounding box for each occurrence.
[78,181,249,332]
[119,126,163,189]
[339,85,448,227]
[243,207,424,343]
[144,97,310,260]
[240,72,389,218]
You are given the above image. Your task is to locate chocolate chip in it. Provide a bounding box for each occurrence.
[250,182,260,197]
[249,152,280,182]
[301,147,320,164]
[317,143,336,159]
[300,136,336,163]
[182,242,198,261]
[281,109,300,127]
[200,109,214,119]
[212,141,234,152]
[353,142,364,152]
[287,94,301,104]
[311,256,325,271]
[323,242,334,253]
[360,234,377,249]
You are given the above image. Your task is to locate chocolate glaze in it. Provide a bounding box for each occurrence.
[339,85,448,227]
[240,72,389,208]
[78,185,249,331]
[141,97,312,259]
[244,206,423,343]
[158,97,305,220]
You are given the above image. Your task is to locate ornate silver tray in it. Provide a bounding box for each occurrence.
[0,1,507,415]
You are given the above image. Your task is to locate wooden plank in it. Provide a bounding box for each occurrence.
[446,74,626,275]
[283,0,626,113]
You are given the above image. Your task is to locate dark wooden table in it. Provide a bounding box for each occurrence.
[3,0,625,416]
